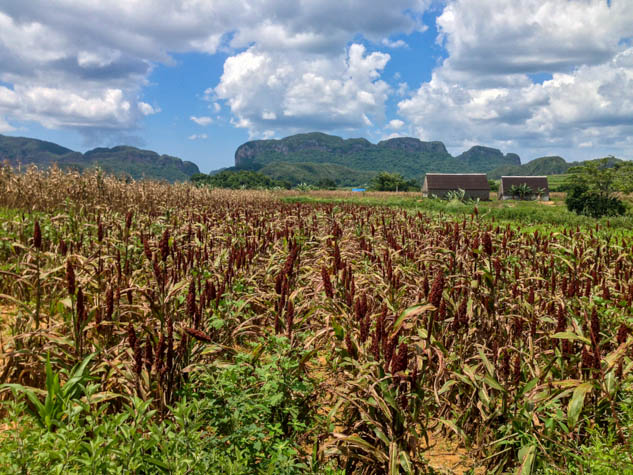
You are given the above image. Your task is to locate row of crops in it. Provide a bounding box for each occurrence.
[0,165,632,473]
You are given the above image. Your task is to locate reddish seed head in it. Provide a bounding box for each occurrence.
[186,280,196,318]
[360,313,370,343]
[125,210,133,230]
[616,323,630,345]
[134,339,143,375]
[438,298,446,321]
[143,236,152,261]
[66,259,76,296]
[76,287,85,327]
[421,276,429,298]
[581,346,594,374]
[275,273,283,294]
[33,220,42,249]
[482,232,493,256]
[602,280,611,300]
[498,349,510,380]
[345,333,356,359]
[321,266,334,298]
[392,343,409,374]
[555,306,566,333]
[159,229,170,262]
[59,239,67,256]
[184,327,212,343]
[429,270,445,308]
[512,354,522,386]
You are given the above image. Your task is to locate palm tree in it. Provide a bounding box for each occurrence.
[508,183,533,200]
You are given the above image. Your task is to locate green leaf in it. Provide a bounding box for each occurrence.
[331,317,344,340]
[516,444,536,475]
[438,379,458,395]
[399,450,414,474]
[567,382,592,429]
[388,441,399,475]
[373,427,390,447]
[552,332,591,345]
[605,371,616,397]
[483,374,506,393]
[519,378,539,397]
[390,304,434,338]
[477,346,495,377]
[145,457,170,470]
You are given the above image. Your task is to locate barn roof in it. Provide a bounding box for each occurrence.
[424,173,490,190]
[500,176,549,191]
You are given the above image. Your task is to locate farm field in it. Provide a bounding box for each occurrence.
[1,167,632,474]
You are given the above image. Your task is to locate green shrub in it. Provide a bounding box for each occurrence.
[369,171,418,191]
[0,336,320,474]
[565,184,626,218]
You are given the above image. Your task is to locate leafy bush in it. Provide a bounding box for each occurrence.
[0,336,318,474]
[564,157,631,218]
[509,183,534,200]
[565,184,626,218]
[369,171,418,191]
[316,178,337,190]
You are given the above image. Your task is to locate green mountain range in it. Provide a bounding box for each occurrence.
[3,131,615,188]
[0,134,199,182]
[234,132,521,183]
[232,133,622,187]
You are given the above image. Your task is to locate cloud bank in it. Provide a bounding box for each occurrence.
[1,0,632,160]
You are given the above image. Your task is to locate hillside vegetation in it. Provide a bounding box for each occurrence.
[0,134,199,182]
[234,132,521,184]
[489,155,626,180]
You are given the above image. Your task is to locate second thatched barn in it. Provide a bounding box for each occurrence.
[422,173,490,200]
[498,176,549,200]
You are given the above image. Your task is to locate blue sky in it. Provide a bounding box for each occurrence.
[1,1,632,173]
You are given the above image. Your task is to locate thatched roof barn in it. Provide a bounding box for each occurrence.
[499,176,549,200]
[422,173,490,200]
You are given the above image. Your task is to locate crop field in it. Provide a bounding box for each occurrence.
[1,166,632,474]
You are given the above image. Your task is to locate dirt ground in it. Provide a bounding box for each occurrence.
[422,433,485,474]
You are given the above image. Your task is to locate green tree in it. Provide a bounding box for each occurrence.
[316,178,337,190]
[369,172,418,192]
[509,183,534,200]
[191,170,290,190]
[564,157,631,218]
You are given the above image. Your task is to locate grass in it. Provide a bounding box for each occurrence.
[281,190,633,232]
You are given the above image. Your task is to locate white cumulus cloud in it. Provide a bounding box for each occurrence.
[0,1,430,140]
[396,0,633,159]
[190,115,213,126]
[382,38,408,49]
[215,43,391,137]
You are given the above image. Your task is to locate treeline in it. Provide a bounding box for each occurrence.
[191,169,424,191]
[190,170,291,190]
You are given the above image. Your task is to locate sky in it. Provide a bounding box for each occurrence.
[0,0,632,173]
